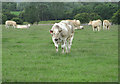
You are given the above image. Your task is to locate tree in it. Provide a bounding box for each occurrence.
[74,13,89,23]
[36,4,50,21]
[89,13,102,21]
[72,5,94,16]
[48,2,65,20]
[2,2,17,11]
[12,17,23,24]
[2,14,7,24]
[2,9,17,20]
[23,5,38,24]
[74,13,102,23]
[94,3,118,19]
[111,9,120,24]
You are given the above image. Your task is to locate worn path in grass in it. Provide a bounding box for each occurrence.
[2,25,118,82]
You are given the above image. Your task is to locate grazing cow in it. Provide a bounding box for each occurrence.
[103,20,111,30]
[88,20,101,31]
[5,20,17,28]
[61,19,81,29]
[50,21,74,53]
[16,24,30,29]
[74,26,84,30]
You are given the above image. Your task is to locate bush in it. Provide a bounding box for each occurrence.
[74,13,102,23]
[74,13,90,23]
[11,18,23,24]
[23,22,30,25]
[89,13,102,21]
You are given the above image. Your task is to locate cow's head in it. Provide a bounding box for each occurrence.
[50,23,62,41]
[88,21,92,25]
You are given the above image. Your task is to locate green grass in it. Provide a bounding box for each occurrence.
[2,25,118,82]
[10,11,21,16]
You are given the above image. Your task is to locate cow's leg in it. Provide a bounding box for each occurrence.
[98,26,100,31]
[7,25,9,28]
[6,25,9,28]
[55,44,58,52]
[92,26,95,31]
[12,25,14,28]
[68,34,74,53]
[105,25,107,30]
[5,25,8,28]
[108,26,110,30]
[54,42,58,53]
[13,25,16,28]
[61,40,66,53]
[100,24,102,30]
[107,25,109,30]
[65,40,68,53]
[52,38,59,53]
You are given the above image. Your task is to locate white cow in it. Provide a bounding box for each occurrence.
[61,19,81,29]
[88,20,101,31]
[103,20,111,30]
[5,20,17,28]
[96,19,102,29]
[16,24,30,29]
[74,26,84,30]
[50,21,74,53]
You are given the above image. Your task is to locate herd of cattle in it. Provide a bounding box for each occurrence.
[5,19,111,53]
[49,19,111,53]
[5,21,31,29]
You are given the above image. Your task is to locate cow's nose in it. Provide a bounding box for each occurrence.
[55,39,58,41]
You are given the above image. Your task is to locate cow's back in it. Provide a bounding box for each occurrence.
[92,21,100,26]
[103,20,110,26]
[5,21,16,25]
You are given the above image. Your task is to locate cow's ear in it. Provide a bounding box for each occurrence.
[49,30,53,34]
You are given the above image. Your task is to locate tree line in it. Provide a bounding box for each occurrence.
[2,2,119,24]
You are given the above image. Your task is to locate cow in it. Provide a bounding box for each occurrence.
[16,24,30,29]
[5,20,17,28]
[61,19,81,29]
[88,20,101,31]
[49,21,74,53]
[103,20,111,30]
[74,26,84,30]
[96,19,102,29]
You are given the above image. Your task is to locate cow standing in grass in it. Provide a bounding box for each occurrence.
[103,20,111,30]
[88,20,101,31]
[5,20,17,28]
[50,21,75,53]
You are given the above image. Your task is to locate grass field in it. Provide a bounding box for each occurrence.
[2,25,118,82]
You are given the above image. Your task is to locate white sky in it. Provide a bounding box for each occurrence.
[1,0,120,2]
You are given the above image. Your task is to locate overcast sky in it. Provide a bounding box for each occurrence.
[1,0,120,2]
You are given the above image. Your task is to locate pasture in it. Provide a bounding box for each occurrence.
[2,25,118,82]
